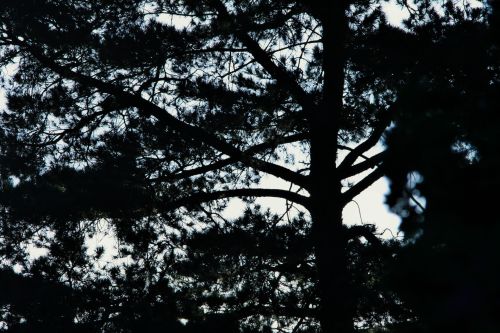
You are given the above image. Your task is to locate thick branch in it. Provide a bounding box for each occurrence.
[338,145,370,160]
[341,166,385,205]
[23,44,308,188]
[338,111,392,169]
[164,188,309,209]
[338,151,386,179]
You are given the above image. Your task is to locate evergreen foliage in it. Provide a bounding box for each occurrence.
[0,1,496,332]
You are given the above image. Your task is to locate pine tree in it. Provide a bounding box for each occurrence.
[0,1,485,332]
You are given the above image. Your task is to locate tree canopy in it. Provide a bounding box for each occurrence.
[0,1,498,332]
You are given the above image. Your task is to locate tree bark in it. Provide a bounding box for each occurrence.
[309,2,353,333]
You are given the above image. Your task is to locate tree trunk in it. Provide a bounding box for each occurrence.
[309,2,353,332]
[311,200,353,333]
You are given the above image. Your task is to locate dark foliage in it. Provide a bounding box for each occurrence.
[384,2,500,332]
[0,0,496,332]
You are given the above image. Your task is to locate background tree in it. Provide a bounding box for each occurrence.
[384,2,500,332]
